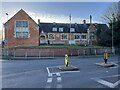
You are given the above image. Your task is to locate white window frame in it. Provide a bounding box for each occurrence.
[70,28,75,32]
[48,33,55,40]
[61,33,68,40]
[59,28,63,32]
[81,34,87,40]
[14,20,29,38]
[74,34,81,40]
[52,27,57,32]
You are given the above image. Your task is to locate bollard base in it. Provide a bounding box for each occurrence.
[95,62,116,67]
[59,65,79,71]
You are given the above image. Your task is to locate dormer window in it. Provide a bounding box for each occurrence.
[70,28,75,32]
[59,28,63,32]
[52,27,57,31]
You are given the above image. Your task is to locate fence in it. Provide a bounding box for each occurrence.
[2,49,54,59]
[2,47,112,59]
[77,48,112,56]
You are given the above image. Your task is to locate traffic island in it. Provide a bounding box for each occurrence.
[59,65,79,71]
[95,62,116,67]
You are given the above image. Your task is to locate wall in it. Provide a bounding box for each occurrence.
[3,47,112,58]
[4,9,39,48]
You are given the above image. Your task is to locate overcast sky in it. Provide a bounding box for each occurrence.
[0,2,115,41]
[2,2,112,23]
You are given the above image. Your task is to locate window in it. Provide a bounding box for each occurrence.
[48,34,55,40]
[15,21,29,38]
[81,35,86,39]
[90,35,95,39]
[61,34,68,40]
[74,34,81,40]
[70,28,75,32]
[52,27,57,31]
[59,28,63,32]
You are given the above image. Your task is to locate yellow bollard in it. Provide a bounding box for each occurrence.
[104,51,108,64]
[65,54,69,67]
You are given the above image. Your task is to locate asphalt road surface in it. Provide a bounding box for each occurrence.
[1,55,120,88]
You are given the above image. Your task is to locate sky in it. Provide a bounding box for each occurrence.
[0,2,114,41]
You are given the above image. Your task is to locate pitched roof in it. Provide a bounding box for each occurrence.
[4,9,37,25]
[39,22,109,33]
[39,22,88,33]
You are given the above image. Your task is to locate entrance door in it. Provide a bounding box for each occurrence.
[40,35,47,44]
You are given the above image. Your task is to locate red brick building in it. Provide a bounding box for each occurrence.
[4,9,39,48]
[4,9,109,48]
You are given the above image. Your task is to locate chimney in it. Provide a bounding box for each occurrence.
[38,19,40,25]
[83,20,86,25]
[90,15,92,24]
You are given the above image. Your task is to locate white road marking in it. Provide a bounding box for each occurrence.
[46,66,80,88]
[57,77,61,83]
[92,75,120,88]
[46,67,51,77]
[47,78,52,83]
[0,60,9,61]
[46,67,53,88]
[112,80,120,88]
[56,73,62,88]
[56,73,61,77]
[52,70,80,74]
[95,78,114,88]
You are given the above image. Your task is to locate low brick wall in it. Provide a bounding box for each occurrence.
[2,47,112,57]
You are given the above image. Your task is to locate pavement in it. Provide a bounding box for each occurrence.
[1,55,120,88]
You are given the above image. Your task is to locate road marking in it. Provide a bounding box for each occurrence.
[56,73,62,88]
[110,63,119,69]
[46,67,51,77]
[112,80,120,88]
[47,77,52,83]
[52,70,80,74]
[45,67,53,88]
[92,75,120,88]
[57,77,61,83]
[46,66,80,88]
[0,60,9,61]
[46,67,62,88]
[56,73,61,77]
[45,79,52,88]
[95,78,114,88]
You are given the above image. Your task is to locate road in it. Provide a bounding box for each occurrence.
[1,55,120,88]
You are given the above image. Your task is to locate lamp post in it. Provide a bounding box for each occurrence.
[69,13,71,45]
[5,13,8,56]
[5,13,8,49]
[112,13,115,55]
[2,23,4,48]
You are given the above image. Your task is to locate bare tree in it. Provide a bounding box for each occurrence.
[102,2,119,24]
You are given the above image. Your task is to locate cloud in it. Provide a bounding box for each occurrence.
[27,10,102,24]
[0,9,102,40]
